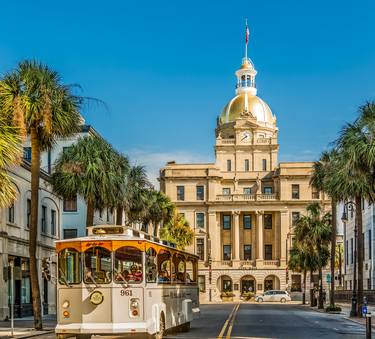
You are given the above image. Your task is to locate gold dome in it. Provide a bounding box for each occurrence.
[220,94,275,125]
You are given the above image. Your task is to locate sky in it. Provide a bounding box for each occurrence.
[1,0,375,185]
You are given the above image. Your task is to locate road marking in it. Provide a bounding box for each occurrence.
[217,303,240,339]
[226,303,240,339]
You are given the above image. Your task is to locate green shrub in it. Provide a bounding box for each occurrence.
[325,305,342,313]
[220,291,235,298]
[241,291,255,301]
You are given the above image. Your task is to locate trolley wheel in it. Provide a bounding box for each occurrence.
[154,312,165,339]
[181,321,191,332]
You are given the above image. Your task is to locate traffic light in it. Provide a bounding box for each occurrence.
[41,258,51,281]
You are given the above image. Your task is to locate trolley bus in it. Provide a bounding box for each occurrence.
[55,225,199,339]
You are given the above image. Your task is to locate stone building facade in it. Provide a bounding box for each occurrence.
[160,55,330,302]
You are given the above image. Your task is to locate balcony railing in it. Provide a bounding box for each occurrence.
[216,193,278,202]
[221,260,232,267]
[263,259,280,266]
[239,260,256,267]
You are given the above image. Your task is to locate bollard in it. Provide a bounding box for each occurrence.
[366,313,372,339]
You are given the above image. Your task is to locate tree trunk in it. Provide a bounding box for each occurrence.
[303,269,307,305]
[30,128,42,330]
[356,195,364,317]
[339,248,342,287]
[318,265,324,309]
[86,198,95,228]
[116,205,123,225]
[330,199,337,307]
[310,270,314,307]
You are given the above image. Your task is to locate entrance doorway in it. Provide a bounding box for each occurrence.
[240,275,256,293]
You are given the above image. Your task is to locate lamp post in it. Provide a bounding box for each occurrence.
[341,201,357,317]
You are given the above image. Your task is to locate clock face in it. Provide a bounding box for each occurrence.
[241,131,251,142]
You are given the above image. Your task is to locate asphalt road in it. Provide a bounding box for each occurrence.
[38,303,369,339]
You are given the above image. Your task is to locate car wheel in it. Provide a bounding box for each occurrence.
[257,298,263,303]
[154,312,165,339]
[280,297,286,303]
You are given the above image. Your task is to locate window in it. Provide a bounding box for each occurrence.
[223,215,231,230]
[369,230,372,260]
[223,188,231,196]
[291,275,302,292]
[227,159,232,172]
[350,238,353,264]
[84,246,112,284]
[41,205,47,233]
[51,210,56,236]
[63,196,77,212]
[114,246,143,284]
[196,185,204,200]
[292,184,300,199]
[196,213,205,228]
[58,248,81,284]
[23,147,31,162]
[47,149,52,174]
[243,187,251,195]
[178,212,185,218]
[264,187,273,194]
[312,187,320,199]
[243,215,252,229]
[63,146,72,154]
[8,204,15,224]
[196,238,205,261]
[292,212,300,226]
[223,245,232,260]
[262,159,267,171]
[265,244,272,260]
[63,229,78,239]
[222,279,232,292]
[106,208,111,222]
[27,199,31,228]
[244,159,250,171]
[264,214,272,229]
[345,240,348,266]
[145,248,157,283]
[198,275,206,293]
[177,186,185,201]
[244,245,252,260]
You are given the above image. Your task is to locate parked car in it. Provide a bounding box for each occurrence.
[255,290,291,303]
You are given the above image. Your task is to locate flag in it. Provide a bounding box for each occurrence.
[245,22,250,45]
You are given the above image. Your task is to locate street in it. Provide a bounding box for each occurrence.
[36,303,369,339]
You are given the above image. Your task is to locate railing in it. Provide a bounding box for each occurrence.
[263,260,280,266]
[239,260,256,267]
[257,138,271,144]
[220,139,235,144]
[216,193,278,201]
[221,260,232,267]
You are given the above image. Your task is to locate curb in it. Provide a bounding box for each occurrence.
[1,330,54,339]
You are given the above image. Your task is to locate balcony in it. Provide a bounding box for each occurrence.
[263,259,280,267]
[216,193,278,202]
[239,260,256,268]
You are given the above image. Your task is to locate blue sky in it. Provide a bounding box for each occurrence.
[1,1,375,184]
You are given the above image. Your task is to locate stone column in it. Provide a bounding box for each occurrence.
[280,210,289,267]
[232,211,240,260]
[208,212,220,261]
[256,211,264,263]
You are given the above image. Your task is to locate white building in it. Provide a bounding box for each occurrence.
[23,124,115,240]
[343,200,375,290]
[0,162,61,319]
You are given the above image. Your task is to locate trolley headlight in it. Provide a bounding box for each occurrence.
[129,298,140,317]
[62,300,70,309]
[63,310,70,318]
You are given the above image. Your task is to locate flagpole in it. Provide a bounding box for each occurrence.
[245,18,248,59]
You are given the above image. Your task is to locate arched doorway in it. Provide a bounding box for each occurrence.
[240,275,256,293]
[264,275,280,291]
[217,275,233,292]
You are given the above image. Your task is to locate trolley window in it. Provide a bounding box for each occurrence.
[186,257,197,284]
[146,248,157,283]
[84,246,112,284]
[173,254,186,283]
[58,248,81,285]
[114,246,143,284]
[157,250,171,283]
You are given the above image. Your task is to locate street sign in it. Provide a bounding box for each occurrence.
[362,305,368,315]
[326,273,331,284]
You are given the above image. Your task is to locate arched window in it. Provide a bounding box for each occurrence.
[146,247,157,283]
[186,257,197,284]
[157,250,171,283]
[114,246,143,284]
[84,246,111,284]
[173,254,186,283]
[58,248,81,285]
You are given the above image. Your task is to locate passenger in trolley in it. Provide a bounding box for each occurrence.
[55,225,199,339]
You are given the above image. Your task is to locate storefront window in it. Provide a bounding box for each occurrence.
[58,248,81,284]
[114,246,143,284]
[84,246,112,284]
[21,277,31,304]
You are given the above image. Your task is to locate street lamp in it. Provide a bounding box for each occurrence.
[341,201,357,317]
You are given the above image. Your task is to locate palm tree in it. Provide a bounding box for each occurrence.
[335,243,344,287]
[160,211,194,250]
[288,242,308,304]
[294,203,331,309]
[142,190,175,237]
[52,135,124,227]
[310,149,341,307]
[0,116,22,207]
[0,61,82,329]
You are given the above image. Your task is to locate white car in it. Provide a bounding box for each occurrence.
[255,290,291,303]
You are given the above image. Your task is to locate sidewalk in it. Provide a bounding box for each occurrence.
[0,315,56,338]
